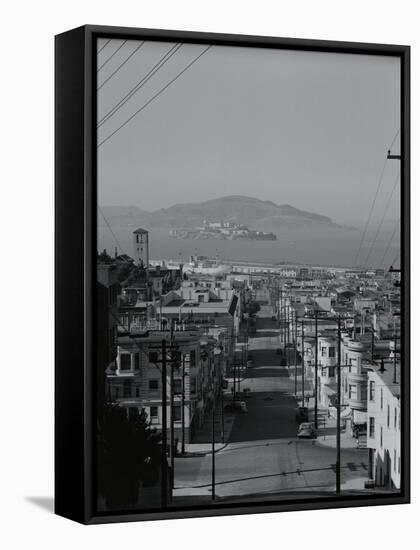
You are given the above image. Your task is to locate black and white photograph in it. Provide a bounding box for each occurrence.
[94,34,406,515]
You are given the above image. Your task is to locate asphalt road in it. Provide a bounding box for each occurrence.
[173,299,369,503]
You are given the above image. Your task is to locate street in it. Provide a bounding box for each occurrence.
[173,295,369,504]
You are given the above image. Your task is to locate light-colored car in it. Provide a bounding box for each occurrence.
[297,422,316,438]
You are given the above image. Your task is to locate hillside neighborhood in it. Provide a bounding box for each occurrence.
[96,226,401,510]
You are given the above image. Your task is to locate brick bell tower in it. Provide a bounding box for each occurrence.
[133,228,149,267]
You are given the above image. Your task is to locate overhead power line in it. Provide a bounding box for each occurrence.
[388,128,401,153]
[353,157,388,267]
[97,40,127,72]
[97,45,212,149]
[379,218,400,268]
[98,206,128,257]
[353,128,401,267]
[97,41,145,91]
[390,251,400,268]
[363,171,400,267]
[97,42,181,128]
[97,39,112,54]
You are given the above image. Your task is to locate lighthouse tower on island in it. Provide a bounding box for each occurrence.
[133,228,149,267]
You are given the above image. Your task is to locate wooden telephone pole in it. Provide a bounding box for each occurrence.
[314,310,319,429]
[336,317,342,495]
[301,319,305,403]
[148,338,181,508]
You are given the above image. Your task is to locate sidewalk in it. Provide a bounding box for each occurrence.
[305,397,366,450]
[180,394,236,456]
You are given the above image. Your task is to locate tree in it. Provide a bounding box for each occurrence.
[97,404,162,510]
[245,301,261,315]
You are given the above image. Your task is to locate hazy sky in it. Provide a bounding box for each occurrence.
[97,39,400,225]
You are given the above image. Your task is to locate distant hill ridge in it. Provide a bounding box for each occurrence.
[101,195,341,230]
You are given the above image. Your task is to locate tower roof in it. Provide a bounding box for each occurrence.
[133,227,148,234]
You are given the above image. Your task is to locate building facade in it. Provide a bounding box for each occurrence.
[367,363,401,489]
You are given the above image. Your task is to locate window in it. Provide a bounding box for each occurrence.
[189,350,196,367]
[328,366,335,377]
[121,314,129,329]
[123,380,131,398]
[328,347,335,358]
[134,353,140,370]
[387,405,390,428]
[149,351,159,363]
[349,384,357,400]
[190,377,197,393]
[173,405,182,422]
[369,417,375,438]
[149,379,159,390]
[172,351,181,367]
[128,407,138,420]
[369,381,375,401]
[173,379,182,395]
[321,346,327,357]
[150,406,158,421]
[120,354,131,370]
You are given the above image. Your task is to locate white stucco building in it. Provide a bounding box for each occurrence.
[367,361,401,489]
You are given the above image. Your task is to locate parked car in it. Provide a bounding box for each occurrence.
[295,406,309,423]
[224,400,248,413]
[297,422,316,438]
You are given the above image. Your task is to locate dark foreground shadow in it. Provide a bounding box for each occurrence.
[25,496,54,514]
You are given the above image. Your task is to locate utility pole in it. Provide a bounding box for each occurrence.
[336,317,342,495]
[286,305,289,370]
[387,149,401,160]
[220,389,225,443]
[314,310,319,429]
[301,319,305,404]
[211,383,216,500]
[280,287,283,343]
[393,332,398,384]
[181,354,185,455]
[161,339,168,508]
[371,327,375,360]
[294,315,298,397]
[232,358,236,399]
[170,350,175,493]
[392,312,400,384]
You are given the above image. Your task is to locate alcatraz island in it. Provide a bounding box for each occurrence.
[169,220,277,241]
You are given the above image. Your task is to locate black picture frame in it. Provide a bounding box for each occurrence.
[55,24,410,525]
